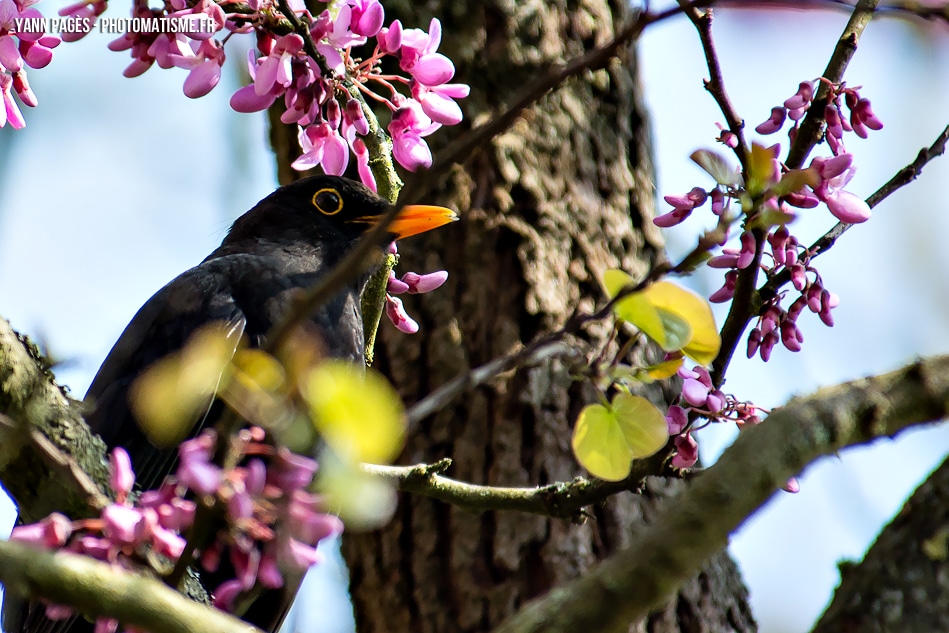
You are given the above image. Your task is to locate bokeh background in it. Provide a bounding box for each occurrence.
[1,4,948,632]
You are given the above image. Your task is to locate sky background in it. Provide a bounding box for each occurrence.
[1,3,948,633]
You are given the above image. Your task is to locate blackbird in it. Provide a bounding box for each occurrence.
[8,175,456,633]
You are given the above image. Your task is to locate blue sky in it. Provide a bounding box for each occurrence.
[1,5,948,633]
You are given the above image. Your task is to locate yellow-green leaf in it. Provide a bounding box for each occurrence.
[690,149,741,186]
[642,358,684,381]
[317,451,397,530]
[604,269,668,348]
[304,361,405,464]
[130,323,240,447]
[571,394,670,481]
[769,166,819,198]
[639,281,720,366]
[571,403,635,481]
[612,393,669,458]
[746,142,779,197]
[604,271,721,366]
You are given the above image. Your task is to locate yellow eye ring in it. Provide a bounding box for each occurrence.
[312,188,343,215]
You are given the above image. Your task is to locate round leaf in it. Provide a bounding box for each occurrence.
[611,393,669,458]
[639,281,720,366]
[571,403,634,481]
[571,395,670,481]
[603,269,668,348]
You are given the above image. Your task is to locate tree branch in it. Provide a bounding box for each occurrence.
[0,540,259,633]
[0,317,111,523]
[811,454,949,632]
[680,3,748,168]
[363,452,671,518]
[785,0,880,169]
[763,122,949,297]
[490,354,949,633]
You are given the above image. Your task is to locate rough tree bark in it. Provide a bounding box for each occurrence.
[326,1,756,631]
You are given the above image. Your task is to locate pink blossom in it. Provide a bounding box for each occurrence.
[783,81,813,118]
[278,537,322,571]
[399,18,454,86]
[377,20,403,54]
[389,101,436,171]
[671,433,698,469]
[412,80,469,125]
[348,0,384,37]
[269,447,318,491]
[822,189,871,224]
[0,71,25,128]
[353,138,376,191]
[654,187,707,227]
[10,512,72,549]
[109,448,136,502]
[255,33,304,97]
[258,550,284,588]
[736,231,756,269]
[709,270,738,304]
[400,270,449,294]
[293,122,349,174]
[755,106,786,135]
[213,579,243,612]
[102,504,143,545]
[385,295,419,333]
[665,405,688,435]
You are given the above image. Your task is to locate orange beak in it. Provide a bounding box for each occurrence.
[353,205,458,240]
[387,204,458,239]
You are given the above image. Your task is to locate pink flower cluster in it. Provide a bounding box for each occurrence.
[708,221,839,362]
[0,0,61,128]
[664,369,766,470]
[383,243,448,333]
[755,79,883,155]
[225,2,469,185]
[10,0,468,187]
[11,434,341,626]
[654,186,725,228]
[106,0,226,97]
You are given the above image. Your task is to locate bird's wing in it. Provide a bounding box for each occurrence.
[84,262,250,493]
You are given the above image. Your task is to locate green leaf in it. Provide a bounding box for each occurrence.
[769,166,819,198]
[745,143,779,197]
[604,269,673,350]
[572,403,636,481]
[571,394,670,481]
[691,149,741,186]
[612,393,670,458]
[640,282,720,365]
[130,322,242,448]
[304,361,405,464]
[605,271,721,365]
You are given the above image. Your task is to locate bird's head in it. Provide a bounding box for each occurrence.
[224,175,457,248]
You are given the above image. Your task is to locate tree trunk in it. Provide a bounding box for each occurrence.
[812,456,949,633]
[337,1,757,631]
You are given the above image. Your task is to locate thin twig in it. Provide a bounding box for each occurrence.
[363,452,670,518]
[785,0,880,169]
[762,123,949,297]
[680,3,748,169]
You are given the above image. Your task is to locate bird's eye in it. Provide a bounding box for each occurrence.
[312,188,343,216]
